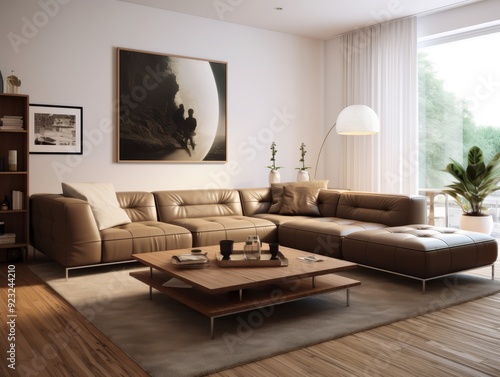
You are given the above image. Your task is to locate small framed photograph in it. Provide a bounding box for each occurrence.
[29,104,83,154]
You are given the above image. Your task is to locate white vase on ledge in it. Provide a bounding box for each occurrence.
[268,169,281,184]
[297,170,310,182]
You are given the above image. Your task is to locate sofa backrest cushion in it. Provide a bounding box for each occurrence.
[238,187,272,216]
[116,192,158,222]
[336,192,426,227]
[239,187,341,217]
[154,189,244,221]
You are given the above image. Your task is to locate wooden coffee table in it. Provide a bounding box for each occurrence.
[130,244,360,338]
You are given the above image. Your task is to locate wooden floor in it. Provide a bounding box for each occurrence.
[2,260,500,377]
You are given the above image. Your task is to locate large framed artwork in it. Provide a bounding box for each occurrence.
[117,48,227,162]
[29,104,83,155]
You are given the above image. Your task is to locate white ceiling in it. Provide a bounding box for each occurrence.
[118,0,482,40]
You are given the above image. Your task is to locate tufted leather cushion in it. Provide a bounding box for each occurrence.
[154,189,277,246]
[154,189,244,221]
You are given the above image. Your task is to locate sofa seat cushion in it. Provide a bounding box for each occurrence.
[278,217,387,258]
[342,225,498,279]
[166,216,277,247]
[100,221,192,262]
[252,213,315,226]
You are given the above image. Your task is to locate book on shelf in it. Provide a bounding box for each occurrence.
[0,115,23,129]
[12,190,23,210]
[0,233,16,244]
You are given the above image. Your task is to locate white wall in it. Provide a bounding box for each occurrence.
[1,0,324,193]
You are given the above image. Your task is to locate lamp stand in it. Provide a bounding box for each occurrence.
[313,123,336,180]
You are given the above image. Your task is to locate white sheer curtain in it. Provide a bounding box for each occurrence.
[340,17,418,195]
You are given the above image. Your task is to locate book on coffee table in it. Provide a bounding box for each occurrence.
[171,253,209,268]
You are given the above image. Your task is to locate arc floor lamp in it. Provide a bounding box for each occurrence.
[314,104,380,179]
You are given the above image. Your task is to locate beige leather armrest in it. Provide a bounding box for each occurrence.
[30,194,102,267]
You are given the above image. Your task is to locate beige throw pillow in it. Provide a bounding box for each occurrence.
[62,182,131,230]
[269,180,328,214]
[279,186,321,216]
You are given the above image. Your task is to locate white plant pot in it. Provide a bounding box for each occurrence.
[459,214,494,234]
[268,169,280,184]
[297,170,310,182]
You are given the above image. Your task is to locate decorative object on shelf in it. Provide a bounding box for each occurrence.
[8,150,17,171]
[296,142,311,182]
[29,104,83,155]
[6,70,21,94]
[244,235,261,260]
[314,104,380,179]
[267,141,283,184]
[442,145,500,234]
[12,190,23,210]
[1,196,10,210]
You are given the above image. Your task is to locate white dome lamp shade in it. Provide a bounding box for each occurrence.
[313,104,380,179]
[336,105,380,135]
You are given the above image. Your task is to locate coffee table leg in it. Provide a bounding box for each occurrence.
[239,289,243,301]
[210,318,214,339]
[312,276,316,288]
[346,288,350,307]
[149,267,153,300]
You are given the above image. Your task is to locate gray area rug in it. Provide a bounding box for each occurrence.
[29,262,500,377]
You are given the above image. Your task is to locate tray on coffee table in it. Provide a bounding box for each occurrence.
[215,250,288,267]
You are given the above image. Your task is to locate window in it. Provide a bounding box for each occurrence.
[418,28,500,229]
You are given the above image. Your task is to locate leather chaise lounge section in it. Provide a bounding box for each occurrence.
[30,187,498,285]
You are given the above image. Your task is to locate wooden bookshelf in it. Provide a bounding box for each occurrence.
[0,93,29,262]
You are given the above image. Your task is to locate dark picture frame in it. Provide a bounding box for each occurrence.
[117,48,227,162]
[29,104,83,155]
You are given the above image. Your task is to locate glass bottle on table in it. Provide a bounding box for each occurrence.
[243,235,261,260]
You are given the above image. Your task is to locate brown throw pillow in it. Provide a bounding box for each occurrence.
[269,180,328,214]
[279,186,321,216]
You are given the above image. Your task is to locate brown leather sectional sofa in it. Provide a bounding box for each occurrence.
[30,187,498,288]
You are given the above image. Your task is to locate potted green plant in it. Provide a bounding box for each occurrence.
[442,145,500,234]
[296,143,311,182]
[267,142,283,184]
